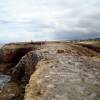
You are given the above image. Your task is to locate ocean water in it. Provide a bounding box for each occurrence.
[0,43,4,48]
[0,44,10,91]
[0,75,11,90]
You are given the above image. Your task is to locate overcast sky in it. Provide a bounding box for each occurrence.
[0,0,100,42]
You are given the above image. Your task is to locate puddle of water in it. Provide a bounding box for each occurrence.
[0,74,11,90]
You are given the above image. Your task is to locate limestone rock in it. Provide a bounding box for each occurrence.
[24,44,100,100]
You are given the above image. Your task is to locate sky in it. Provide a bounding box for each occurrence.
[0,0,100,43]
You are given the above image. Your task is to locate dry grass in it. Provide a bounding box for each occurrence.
[92,55,100,62]
[79,40,100,47]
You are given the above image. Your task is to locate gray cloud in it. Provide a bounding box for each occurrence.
[0,0,100,42]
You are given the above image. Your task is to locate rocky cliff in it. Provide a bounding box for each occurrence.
[0,42,36,74]
[0,42,42,100]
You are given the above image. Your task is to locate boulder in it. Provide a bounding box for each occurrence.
[57,49,65,53]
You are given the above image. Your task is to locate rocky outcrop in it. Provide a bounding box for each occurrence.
[0,43,35,74]
[0,42,100,100]
[11,51,40,84]
[0,82,22,100]
[0,46,33,63]
[0,43,39,100]
[24,43,100,100]
[0,50,41,100]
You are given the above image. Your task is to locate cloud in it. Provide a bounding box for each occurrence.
[0,0,100,42]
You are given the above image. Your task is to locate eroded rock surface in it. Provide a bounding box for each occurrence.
[24,43,100,100]
[0,43,35,75]
[0,45,33,63]
[0,42,39,100]
[0,82,22,100]
[0,42,100,100]
[11,51,40,84]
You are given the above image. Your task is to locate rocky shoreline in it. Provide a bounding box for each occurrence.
[0,42,100,100]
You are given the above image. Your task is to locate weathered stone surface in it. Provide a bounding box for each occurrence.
[0,42,100,100]
[0,43,37,100]
[24,43,100,100]
[0,43,35,75]
[0,42,43,100]
[0,46,33,63]
[0,82,22,100]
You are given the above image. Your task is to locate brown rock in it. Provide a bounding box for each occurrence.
[0,43,34,74]
[57,49,65,53]
[0,47,33,63]
[24,43,100,100]
[11,51,39,84]
[0,82,22,100]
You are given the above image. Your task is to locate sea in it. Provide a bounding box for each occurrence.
[0,43,11,91]
[0,43,4,48]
